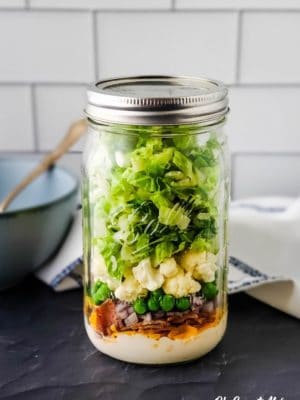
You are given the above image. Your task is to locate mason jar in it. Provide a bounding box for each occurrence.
[82,76,230,364]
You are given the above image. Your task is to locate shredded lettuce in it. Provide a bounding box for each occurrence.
[152,242,175,266]
[91,125,221,279]
[158,204,190,230]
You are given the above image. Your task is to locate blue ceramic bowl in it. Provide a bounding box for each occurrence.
[0,159,78,290]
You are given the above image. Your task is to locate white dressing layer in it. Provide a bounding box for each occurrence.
[85,312,227,364]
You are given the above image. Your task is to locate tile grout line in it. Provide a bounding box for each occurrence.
[0,7,294,13]
[1,7,300,12]
[0,150,83,156]
[92,11,99,81]
[235,10,243,84]
[2,149,300,157]
[233,151,300,157]
[0,6,300,13]
[228,82,300,88]
[30,83,39,152]
[0,149,300,157]
[0,81,89,86]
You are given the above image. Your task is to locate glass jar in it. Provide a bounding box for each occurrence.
[83,76,229,364]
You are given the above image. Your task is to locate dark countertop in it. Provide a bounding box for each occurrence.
[1,277,299,400]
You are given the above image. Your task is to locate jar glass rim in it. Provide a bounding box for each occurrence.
[86,116,227,137]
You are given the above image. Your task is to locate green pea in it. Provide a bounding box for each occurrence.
[92,282,111,305]
[151,288,164,301]
[147,297,160,312]
[160,294,175,312]
[176,297,191,311]
[133,298,148,315]
[202,282,218,300]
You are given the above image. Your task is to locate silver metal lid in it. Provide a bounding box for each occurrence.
[86,75,229,126]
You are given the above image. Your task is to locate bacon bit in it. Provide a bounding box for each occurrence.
[89,299,117,336]
[167,310,212,325]
[153,311,165,319]
[116,310,219,339]
[118,320,168,332]
[122,311,223,341]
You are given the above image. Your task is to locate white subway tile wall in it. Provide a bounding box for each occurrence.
[0,1,300,199]
[34,85,87,151]
[233,154,300,199]
[96,12,238,82]
[240,12,300,83]
[0,11,94,82]
[228,87,300,152]
[0,0,25,7]
[0,86,34,151]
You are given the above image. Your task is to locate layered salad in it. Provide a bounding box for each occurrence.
[83,125,227,363]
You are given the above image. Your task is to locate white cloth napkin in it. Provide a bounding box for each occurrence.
[35,197,300,318]
[230,197,300,319]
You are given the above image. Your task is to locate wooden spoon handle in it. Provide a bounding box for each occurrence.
[0,119,87,213]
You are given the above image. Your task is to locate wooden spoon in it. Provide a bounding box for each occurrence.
[0,119,87,213]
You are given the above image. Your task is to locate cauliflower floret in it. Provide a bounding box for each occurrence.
[114,275,147,302]
[91,251,120,290]
[132,258,164,291]
[179,250,217,283]
[178,250,203,272]
[163,268,201,298]
[159,257,178,278]
[193,260,217,282]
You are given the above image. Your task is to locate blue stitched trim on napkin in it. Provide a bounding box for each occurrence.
[229,256,269,279]
[50,257,83,288]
